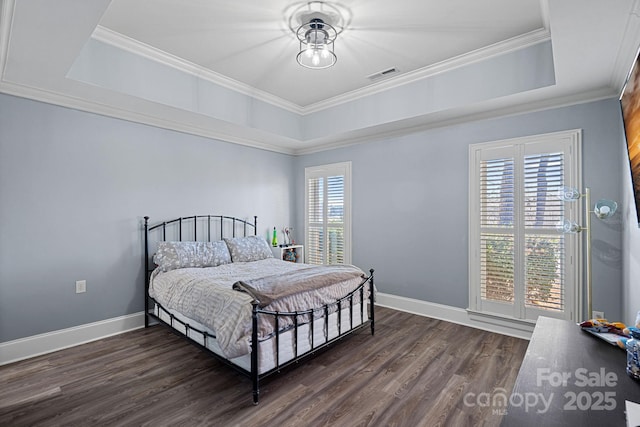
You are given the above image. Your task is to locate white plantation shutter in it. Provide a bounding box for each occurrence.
[307,176,325,265]
[305,162,351,265]
[480,157,515,305]
[523,152,566,313]
[327,175,345,264]
[470,131,580,322]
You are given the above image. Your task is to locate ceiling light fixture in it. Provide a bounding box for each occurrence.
[286,1,349,70]
[296,18,337,69]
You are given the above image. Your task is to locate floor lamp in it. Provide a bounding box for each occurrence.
[557,186,617,320]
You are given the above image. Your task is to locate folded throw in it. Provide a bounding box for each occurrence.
[233,264,365,307]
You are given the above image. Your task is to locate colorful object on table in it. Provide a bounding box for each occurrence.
[617,310,640,350]
[579,318,627,335]
[283,248,297,262]
[618,329,638,349]
[626,327,640,380]
[272,227,278,247]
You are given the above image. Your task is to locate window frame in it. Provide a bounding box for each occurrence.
[304,161,352,265]
[468,130,582,324]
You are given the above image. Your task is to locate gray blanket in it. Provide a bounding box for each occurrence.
[233,264,365,308]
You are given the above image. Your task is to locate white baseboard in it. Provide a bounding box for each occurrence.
[0,295,531,365]
[0,312,146,366]
[375,292,533,340]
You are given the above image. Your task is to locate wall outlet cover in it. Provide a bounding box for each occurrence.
[76,280,86,293]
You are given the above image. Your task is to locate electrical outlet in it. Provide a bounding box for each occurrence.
[592,310,605,319]
[75,280,86,294]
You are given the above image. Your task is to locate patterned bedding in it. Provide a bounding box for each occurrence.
[149,258,367,358]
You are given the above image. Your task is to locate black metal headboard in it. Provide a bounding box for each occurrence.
[143,215,257,322]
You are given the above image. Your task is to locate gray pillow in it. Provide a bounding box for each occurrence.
[153,241,232,272]
[224,236,274,262]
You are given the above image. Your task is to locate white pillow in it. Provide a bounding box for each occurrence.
[224,236,274,262]
[153,241,231,272]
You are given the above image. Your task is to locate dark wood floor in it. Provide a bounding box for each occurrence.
[0,307,528,427]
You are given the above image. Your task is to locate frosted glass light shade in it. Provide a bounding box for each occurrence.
[297,44,336,68]
[556,219,582,233]
[594,199,618,219]
[557,186,581,201]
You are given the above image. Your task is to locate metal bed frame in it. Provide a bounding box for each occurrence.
[143,215,375,404]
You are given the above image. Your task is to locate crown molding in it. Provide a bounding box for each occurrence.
[0,79,297,155]
[1,71,615,159]
[0,0,15,79]
[92,24,551,117]
[609,0,640,95]
[300,28,551,114]
[91,25,306,115]
[292,87,616,155]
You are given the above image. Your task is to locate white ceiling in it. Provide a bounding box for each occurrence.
[1,0,640,154]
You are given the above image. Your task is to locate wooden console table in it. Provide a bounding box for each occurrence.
[502,316,640,426]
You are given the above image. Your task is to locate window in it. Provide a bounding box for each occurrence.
[305,162,351,265]
[469,130,581,323]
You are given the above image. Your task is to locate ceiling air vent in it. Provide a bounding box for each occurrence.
[366,67,398,81]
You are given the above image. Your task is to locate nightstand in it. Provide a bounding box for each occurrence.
[271,245,304,263]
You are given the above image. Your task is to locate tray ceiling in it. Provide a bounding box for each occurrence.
[1,0,639,154]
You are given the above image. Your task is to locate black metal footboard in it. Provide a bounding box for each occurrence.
[250,269,374,404]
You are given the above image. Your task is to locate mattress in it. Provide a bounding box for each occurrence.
[154,302,369,375]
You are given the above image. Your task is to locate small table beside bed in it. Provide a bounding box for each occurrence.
[143,215,375,404]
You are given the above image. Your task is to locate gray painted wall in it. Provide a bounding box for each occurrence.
[296,98,625,321]
[1,91,632,344]
[0,93,296,342]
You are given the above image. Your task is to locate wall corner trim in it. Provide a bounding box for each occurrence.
[0,312,145,366]
[375,292,534,340]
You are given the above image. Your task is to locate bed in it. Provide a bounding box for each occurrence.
[143,215,375,404]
